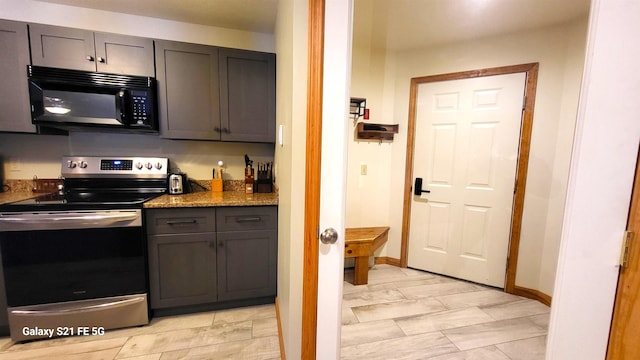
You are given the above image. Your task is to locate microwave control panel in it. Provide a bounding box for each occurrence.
[130,90,151,126]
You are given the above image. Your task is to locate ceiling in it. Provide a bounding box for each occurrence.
[36,0,590,51]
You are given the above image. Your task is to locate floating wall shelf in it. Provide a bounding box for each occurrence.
[356,122,399,141]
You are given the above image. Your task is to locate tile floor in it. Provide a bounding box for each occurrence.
[0,304,281,360]
[0,264,549,359]
[341,265,549,360]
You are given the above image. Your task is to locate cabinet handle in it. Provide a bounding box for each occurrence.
[165,219,197,225]
[97,56,105,63]
[214,127,221,133]
[222,128,230,134]
[209,241,216,248]
[236,217,261,223]
[218,241,224,248]
[86,55,95,62]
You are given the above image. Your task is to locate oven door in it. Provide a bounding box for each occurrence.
[0,210,146,307]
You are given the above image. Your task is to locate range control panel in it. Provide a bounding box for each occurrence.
[61,156,169,178]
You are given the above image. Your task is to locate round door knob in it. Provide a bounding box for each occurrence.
[97,56,105,63]
[320,227,339,244]
[86,55,95,61]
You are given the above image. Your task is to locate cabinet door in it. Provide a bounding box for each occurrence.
[217,230,277,301]
[219,48,276,142]
[148,233,217,309]
[156,40,221,140]
[29,24,96,71]
[0,20,35,133]
[94,33,154,76]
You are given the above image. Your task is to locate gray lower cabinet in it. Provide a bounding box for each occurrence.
[146,206,277,310]
[0,19,35,133]
[146,208,217,309]
[29,24,155,76]
[216,206,278,301]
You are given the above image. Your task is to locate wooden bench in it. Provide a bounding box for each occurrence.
[345,226,390,285]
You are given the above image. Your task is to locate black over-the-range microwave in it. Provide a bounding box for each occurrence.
[27,65,158,133]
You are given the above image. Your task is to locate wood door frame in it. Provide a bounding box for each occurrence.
[400,63,549,304]
[301,0,325,358]
[606,150,640,359]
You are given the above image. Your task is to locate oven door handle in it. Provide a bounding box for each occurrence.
[0,210,142,231]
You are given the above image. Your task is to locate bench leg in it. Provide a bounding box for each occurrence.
[353,256,369,285]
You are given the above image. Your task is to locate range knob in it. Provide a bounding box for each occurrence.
[155,162,163,170]
[135,162,144,170]
[78,161,88,169]
[67,160,77,169]
[146,162,153,170]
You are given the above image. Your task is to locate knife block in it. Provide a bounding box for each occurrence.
[211,179,223,192]
[245,168,254,194]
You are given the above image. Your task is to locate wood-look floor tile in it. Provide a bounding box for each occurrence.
[496,335,547,360]
[398,281,485,299]
[436,290,523,310]
[119,354,162,360]
[480,299,550,321]
[252,317,279,338]
[442,317,547,351]
[0,337,128,360]
[342,307,359,325]
[352,298,446,323]
[395,307,495,335]
[365,277,450,293]
[528,313,550,329]
[160,336,280,360]
[342,288,406,308]
[341,319,405,347]
[116,321,252,358]
[213,304,276,324]
[341,331,458,360]
[427,346,511,360]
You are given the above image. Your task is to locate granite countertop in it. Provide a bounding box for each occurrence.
[0,191,38,206]
[143,190,278,208]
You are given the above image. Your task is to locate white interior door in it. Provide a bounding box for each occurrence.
[408,73,526,287]
[315,0,353,359]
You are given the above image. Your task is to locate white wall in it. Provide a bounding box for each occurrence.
[547,0,640,357]
[273,0,307,358]
[0,0,276,181]
[348,19,588,295]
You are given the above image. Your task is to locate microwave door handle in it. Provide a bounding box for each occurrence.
[118,90,126,125]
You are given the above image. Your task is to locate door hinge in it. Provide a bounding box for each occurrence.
[620,230,633,269]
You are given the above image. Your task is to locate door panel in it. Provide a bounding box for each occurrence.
[607,152,640,359]
[408,73,526,287]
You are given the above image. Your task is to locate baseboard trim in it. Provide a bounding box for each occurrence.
[275,297,286,360]
[511,285,552,306]
[374,256,402,267]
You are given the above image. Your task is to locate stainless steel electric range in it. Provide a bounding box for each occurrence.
[0,156,168,342]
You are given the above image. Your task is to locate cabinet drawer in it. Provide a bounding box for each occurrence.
[146,208,216,235]
[216,206,277,232]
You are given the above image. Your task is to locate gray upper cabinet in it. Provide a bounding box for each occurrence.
[29,24,154,76]
[155,40,221,140]
[219,48,276,143]
[0,20,35,133]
